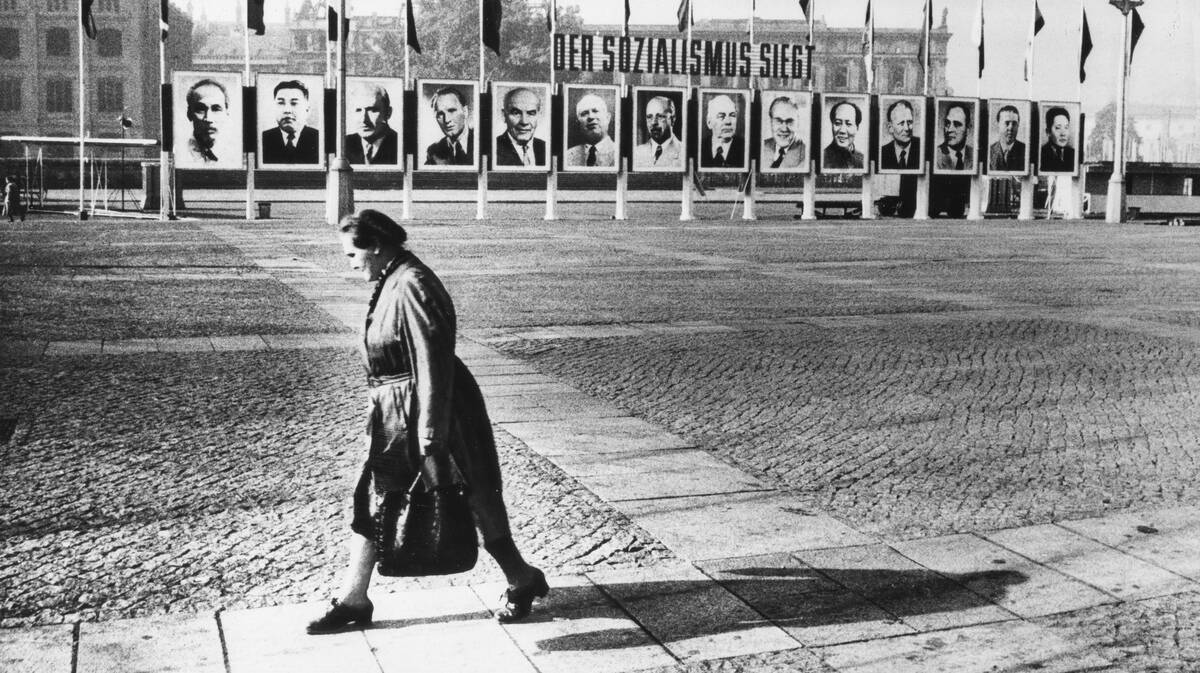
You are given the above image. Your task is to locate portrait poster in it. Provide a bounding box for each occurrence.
[344,77,404,170]
[491,81,551,172]
[758,90,810,174]
[1036,101,1081,177]
[819,93,869,175]
[631,86,687,173]
[417,79,479,172]
[562,84,620,173]
[984,99,1032,176]
[172,71,243,170]
[696,88,749,174]
[932,97,980,176]
[256,73,325,170]
[876,95,924,175]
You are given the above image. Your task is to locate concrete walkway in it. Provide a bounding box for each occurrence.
[5,225,1199,672]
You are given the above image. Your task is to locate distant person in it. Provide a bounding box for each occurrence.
[880,99,921,171]
[700,94,744,168]
[184,79,230,164]
[936,102,973,171]
[762,96,806,169]
[261,80,320,164]
[494,87,546,167]
[425,87,475,166]
[1039,106,1076,172]
[822,100,864,170]
[632,95,682,169]
[988,105,1027,172]
[4,176,25,222]
[566,93,616,168]
[345,82,399,166]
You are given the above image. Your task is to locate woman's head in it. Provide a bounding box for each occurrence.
[338,209,407,281]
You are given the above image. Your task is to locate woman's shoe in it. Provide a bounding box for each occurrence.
[495,568,549,623]
[306,598,374,634]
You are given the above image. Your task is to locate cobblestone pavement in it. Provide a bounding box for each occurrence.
[2,211,1199,670]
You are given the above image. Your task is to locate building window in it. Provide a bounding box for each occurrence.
[96,0,119,10]
[46,27,71,56]
[888,65,906,93]
[295,33,309,51]
[97,28,122,57]
[0,28,18,59]
[46,78,73,112]
[0,78,20,111]
[832,63,850,89]
[97,77,123,112]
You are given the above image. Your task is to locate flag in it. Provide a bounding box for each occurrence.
[971,0,985,79]
[797,0,809,19]
[546,0,555,32]
[483,0,502,54]
[247,0,265,35]
[327,1,349,41]
[1079,9,1093,83]
[862,0,873,90]
[160,0,169,41]
[676,0,690,33]
[801,0,811,44]
[1023,0,1044,82]
[81,0,97,39]
[917,0,932,73]
[406,0,421,53]
[623,0,630,35]
[1130,7,1145,62]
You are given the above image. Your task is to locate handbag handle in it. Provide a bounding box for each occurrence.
[412,452,467,493]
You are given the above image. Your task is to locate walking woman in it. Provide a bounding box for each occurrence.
[308,209,547,634]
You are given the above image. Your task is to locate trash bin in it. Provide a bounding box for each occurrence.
[256,202,272,219]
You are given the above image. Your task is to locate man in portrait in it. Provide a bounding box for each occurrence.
[566,93,616,168]
[700,94,744,168]
[345,82,398,165]
[632,95,682,169]
[185,79,230,164]
[880,99,921,171]
[822,99,864,170]
[935,102,974,171]
[988,105,1027,172]
[762,96,806,170]
[425,86,475,166]
[261,80,320,164]
[1039,106,1076,172]
[494,87,546,167]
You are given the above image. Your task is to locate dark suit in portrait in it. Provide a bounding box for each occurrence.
[761,138,806,169]
[261,126,320,164]
[1039,143,1076,173]
[700,134,745,168]
[988,141,1027,172]
[880,138,922,171]
[425,130,475,166]
[822,143,864,170]
[344,128,400,165]
[494,134,547,167]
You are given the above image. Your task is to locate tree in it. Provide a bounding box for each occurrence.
[1086,101,1143,162]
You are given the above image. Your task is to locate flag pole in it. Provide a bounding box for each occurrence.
[967,0,984,221]
[1018,0,1036,220]
[914,0,931,220]
[860,0,875,220]
[742,0,756,220]
[402,0,413,220]
[326,0,354,224]
[244,15,254,220]
[616,0,629,221]
[545,0,558,220]
[78,3,86,219]
[159,2,172,220]
[1105,1,1136,223]
[680,0,695,221]
[1070,0,1085,219]
[801,0,817,220]
[476,0,487,220]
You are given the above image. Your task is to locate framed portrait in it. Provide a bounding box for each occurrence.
[819,93,869,175]
[932,97,980,176]
[984,99,1032,176]
[697,88,749,173]
[1036,101,1081,177]
[759,90,810,174]
[491,81,551,172]
[876,95,924,175]
[343,77,404,170]
[562,84,620,173]
[631,86,687,173]
[173,71,243,170]
[256,73,325,170]
[417,79,479,172]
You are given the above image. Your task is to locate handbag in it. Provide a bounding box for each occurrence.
[375,455,478,577]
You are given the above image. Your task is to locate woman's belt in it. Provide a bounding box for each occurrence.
[367,373,412,388]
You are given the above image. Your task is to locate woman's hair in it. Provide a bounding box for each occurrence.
[339,209,407,250]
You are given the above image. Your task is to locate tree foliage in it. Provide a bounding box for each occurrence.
[1086,101,1143,162]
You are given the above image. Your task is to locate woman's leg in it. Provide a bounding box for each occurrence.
[337,534,377,606]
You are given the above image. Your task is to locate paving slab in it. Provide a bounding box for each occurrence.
[77,613,224,673]
[0,623,73,673]
[208,335,270,352]
[985,523,1197,601]
[44,340,103,356]
[365,587,534,673]
[1058,506,1200,583]
[617,492,875,561]
[498,416,694,457]
[481,382,589,397]
[221,601,380,673]
[891,533,1116,618]
[817,619,1113,672]
[698,553,915,646]
[560,449,771,501]
[477,575,676,673]
[260,333,351,351]
[102,338,159,355]
[794,544,1015,632]
[154,337,215,353]
[587,564,801,663]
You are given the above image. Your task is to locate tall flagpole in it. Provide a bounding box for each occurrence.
[1070,0,1085,219]
[801,0,817,220]
[402,0,413,219]
[244,16,254,220]
[914,0,931,220]
[681,0,695,221]
[1106,0,1140,223]
[476,0,487,220]
[1019,0,1037,220]
[326,0,354,224]
[616,0,628,220]
[967,0,984,220]
[743,0,756,220]
[545,0,558,220]
[78,4,86,219]
[159,2,171,220]
[860,0,875,220]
